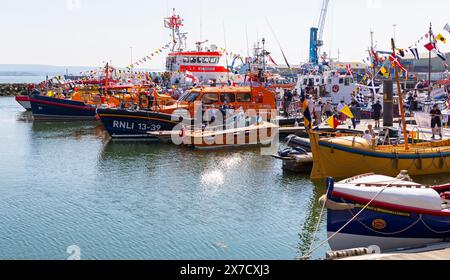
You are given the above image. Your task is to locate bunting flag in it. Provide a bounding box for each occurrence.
[389,54,408,78]
[445,23,450,33]
[185,70,199,83]
[346,64,354,78]
[301,93,312,130]
[380,66,389,77]
[268,55,278,66]
[409,48,420,60]
[371,48,379,65]
[326,115,340,129]
[356,93,365,104]
[397,49,405,57]
[436,33,447,44]
[433,49,447,61]
[340,105,354,119]
[424,42,436,51]
[127,42,172,69]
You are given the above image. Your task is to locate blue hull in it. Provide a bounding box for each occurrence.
[97,108,186,139]
[327,199,450,251]
[30,95,97,120]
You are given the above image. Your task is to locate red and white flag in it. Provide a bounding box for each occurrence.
[389,54,408,78]
[268,55,278,66]
[346,64,354,77]
[185,71,199,83]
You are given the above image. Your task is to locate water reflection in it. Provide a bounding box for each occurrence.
[31,120,108,140]
[297,179,328,259]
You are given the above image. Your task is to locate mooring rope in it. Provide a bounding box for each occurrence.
[298,179,402,260]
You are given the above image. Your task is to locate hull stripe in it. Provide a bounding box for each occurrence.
[319,141,450,159]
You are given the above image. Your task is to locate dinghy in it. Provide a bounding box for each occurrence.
[322,173,450,252]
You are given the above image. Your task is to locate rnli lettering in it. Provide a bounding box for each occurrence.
[112,121,162,132]
[112,121,135,130]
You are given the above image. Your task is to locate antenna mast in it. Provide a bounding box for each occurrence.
[164,9,185,52]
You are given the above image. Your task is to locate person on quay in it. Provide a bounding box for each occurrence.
[372,100,383,129]
[431,104,443,140]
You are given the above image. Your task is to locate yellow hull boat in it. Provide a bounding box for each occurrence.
[309,132,450,180]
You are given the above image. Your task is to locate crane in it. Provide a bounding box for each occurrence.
[309,0,330,65]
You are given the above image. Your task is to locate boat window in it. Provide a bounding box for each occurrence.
[202,57,210,64]
[202,93,219,104]
[184,92,200,102]
[197,57,203,63]
[237,93,252,102]
[190,57,197,63]
[339,78,344,84]
[327,78,332,84]
[210,57,218,64]
[183,57,189,63]
[220,93,236,103]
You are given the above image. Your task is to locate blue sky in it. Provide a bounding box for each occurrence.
[0,0,448,69]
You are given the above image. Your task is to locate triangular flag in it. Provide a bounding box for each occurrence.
[433,49,447,61]
[380,66,389,77]
[340,105,354,119]
[409,48,420,60]
[268,55,278,66]
[444,23,450,33]
[326,116,340,129]
[436,33,447,44]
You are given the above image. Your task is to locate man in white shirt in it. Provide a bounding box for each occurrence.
[363,130,373,144]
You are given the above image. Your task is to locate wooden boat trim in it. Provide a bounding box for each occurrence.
[319,141,450,160]
[333,191,450,217]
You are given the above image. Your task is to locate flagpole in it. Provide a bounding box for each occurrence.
[391,38,409,151]
[370,30,377,102]
[105,63,109,96]
[429,22,432,98]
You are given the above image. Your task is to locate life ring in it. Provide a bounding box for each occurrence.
[332,85,340,93]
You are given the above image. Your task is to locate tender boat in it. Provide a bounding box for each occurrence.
[185,121,278,150]
[322,173,450,252]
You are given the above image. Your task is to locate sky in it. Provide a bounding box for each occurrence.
[0,0,449,70]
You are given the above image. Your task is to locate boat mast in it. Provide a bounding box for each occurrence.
[371,30,377,101]
[428,22,432,97]
[391,38,409,150]
[222,21,230,81]
[104,63,109,95]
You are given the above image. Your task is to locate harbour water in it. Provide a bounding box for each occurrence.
[0,97,329,260]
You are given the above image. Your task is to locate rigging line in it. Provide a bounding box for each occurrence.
[222,20,230,80]
[264,17,294,76]
[352,210,422,236]
[300,179,402,260]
